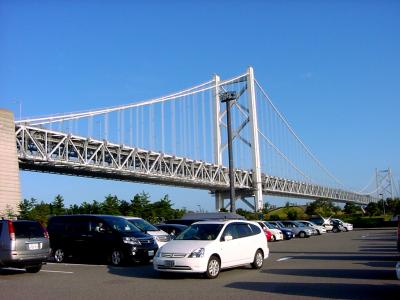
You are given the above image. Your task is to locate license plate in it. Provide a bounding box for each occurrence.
[148,250,154,256]
[164,260,175,267]
[28,243,39,250]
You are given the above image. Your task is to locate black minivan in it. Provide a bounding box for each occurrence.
[47,215,158,265]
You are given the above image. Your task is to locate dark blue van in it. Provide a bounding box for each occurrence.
[47,215,158,265]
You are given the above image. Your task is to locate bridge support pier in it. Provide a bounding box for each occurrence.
[0,110,21,217]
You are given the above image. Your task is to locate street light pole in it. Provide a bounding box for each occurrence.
[379,193,385,216]
[220,91,237,213]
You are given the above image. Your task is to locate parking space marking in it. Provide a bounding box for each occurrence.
[276,257,293,262]
[47,262,107,267]
[41,270,74,274]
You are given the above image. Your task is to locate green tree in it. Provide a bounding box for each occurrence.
[51,194,65,215]
[101,195,121,215]
[119,200,131,216]
[79,200,101,214]
[306,199,341,217]
[149,195,176,222]
[19,198,37,219]
[130,192,151,217]
[30,201,51,224]
[287,209,298,220]
[365,202,381,216]
[344,202,358,215]
[269,214,280,221]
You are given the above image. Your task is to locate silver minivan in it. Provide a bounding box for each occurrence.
[0,219,50,273]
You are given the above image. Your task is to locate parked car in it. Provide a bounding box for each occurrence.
[264,227,273,241]
[330,219,345,233]
[331,218,353,231]
[309,217,334,232]
[257,221,284,241]
[270,220,313,238]
[153,220,269,279]
[297,220,326,235]
[47,215,158,265]
[154,224,188,238]
[123,217,171,247]
[267,222,295,240]
[0,219,50,273]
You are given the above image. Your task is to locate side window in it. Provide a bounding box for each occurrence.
[221,224,239,240]
[236,223,253,238]
[67,218,89,234]
[90,220,110,233]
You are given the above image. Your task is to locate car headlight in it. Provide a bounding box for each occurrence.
[155,235,171,242]
[155,249,161,257]
[123,237,141,245]
[188,248,205,258]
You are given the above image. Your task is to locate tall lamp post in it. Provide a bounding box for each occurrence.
[379,193,385,216]
[220,91,237,213]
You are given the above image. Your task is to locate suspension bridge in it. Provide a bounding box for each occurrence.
[9,67,379,212]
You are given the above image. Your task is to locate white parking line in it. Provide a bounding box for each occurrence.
[47,262,107,267]
[276,257,293,262]
[41,270,74,274]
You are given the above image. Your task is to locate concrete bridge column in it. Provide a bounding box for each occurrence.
[0,109,21,217]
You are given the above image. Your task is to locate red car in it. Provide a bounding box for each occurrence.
[262,227,273,241]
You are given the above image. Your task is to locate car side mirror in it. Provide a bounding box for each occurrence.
[224,235,233,242]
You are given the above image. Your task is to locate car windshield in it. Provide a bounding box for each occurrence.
[175,223,224,240]
[272,221,284,228]
[102,217,141,233]
[263,222,275,229]
[293,221,305,227]
[128,218,159,232]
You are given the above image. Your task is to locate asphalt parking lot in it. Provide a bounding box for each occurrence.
[1,228,399,300]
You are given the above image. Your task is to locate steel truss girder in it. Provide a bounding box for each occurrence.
[15,125,252,190]
[15,125,377,205]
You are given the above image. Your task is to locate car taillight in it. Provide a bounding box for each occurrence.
[7,220,16,241]
[40,223,49,238]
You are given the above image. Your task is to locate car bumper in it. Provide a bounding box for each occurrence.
[127,245,158,260]
[153,256,208,273]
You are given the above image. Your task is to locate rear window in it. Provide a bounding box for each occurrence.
[13,221,44,238]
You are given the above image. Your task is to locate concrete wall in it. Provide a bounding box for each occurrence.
[0,109,21,217]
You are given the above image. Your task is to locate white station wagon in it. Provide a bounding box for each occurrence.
[153,220,269,279]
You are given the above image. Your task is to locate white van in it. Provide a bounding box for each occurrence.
[153,220,269,279]
[123,217,171,247]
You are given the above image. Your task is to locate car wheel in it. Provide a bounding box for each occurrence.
[26,265,42,273]
[109,249,124,266]
[53,248,65,263]
[251,250,264,269]
[317,230,321,235]
[332,227,339,233]
[299,231,306,238]
[205,255,220,279]
[270,235,275,242]
[343,227,348,232]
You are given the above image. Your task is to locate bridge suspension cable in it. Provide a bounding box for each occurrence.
[254,78,350,190]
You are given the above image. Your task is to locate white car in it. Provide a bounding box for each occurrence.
[331,218,353,231]
[123,217,171,247]
[153,220,269,279]
[257,221,284,241]
[297,220,326,235]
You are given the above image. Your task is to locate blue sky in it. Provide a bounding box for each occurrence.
[1,1,399,211]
